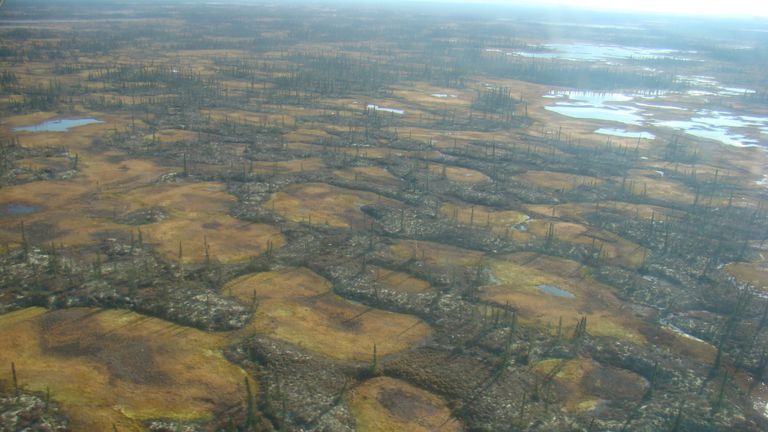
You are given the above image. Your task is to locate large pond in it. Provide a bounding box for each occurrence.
[487,43,695,62]
[13,118,103,133]
[676,75,756,97]
[544,91,647,126]
[654,115,762,148]
[543,91,768,149]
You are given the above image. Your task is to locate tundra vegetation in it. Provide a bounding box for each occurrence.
[1,1,768,431]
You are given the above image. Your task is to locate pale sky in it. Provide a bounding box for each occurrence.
[416,0,768,18]
[541,0,767,16]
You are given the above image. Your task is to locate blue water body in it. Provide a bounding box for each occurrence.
[14,118,103,132]
[653,116,762,148]
[1,203,38,216]
[367,104,405,115]
[546,104,645,125]
[595,128,656,140]
[538,284,575,298]
[513,43,693,62]
[544,91,645,126]
[544,91,768,148]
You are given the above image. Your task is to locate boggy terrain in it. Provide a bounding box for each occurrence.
[1,1,768,431]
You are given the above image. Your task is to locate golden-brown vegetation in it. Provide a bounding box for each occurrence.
[0,308,246,432]
[224,268,432,361]
[348,377,462,432]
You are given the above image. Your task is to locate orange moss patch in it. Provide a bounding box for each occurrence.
[530,358,647,413]
[334,166,399,184]
[264,183,401,229]
[390,82,469,106]
[516,170,603,191]
[119,181,285,264]
[338,147,393,160]
[285,142,320,152]
[118,182,233,215]
[0,143,283,264]
[618,170,695,205]
[645,326,716,365]
[146,129,198,143]
[0,308,246,432]
[201,109,295,130]
[283,128,332,143]
[143,216,283,264]
[249,157,325,174]
[526,220,647,268]
[0,114,168,250]
[440,202,528,230]
[367,265,434,295]
[0,152,165,248]
[645,161,733,184]
[428,163,490,184]
[348,377,462,432]
[388,239,484,268]
[725,259,768,292]
[482,253,645,344]
[14,156,71,173]
[1,112,61,130]
[525,201,680,222]
[224,268,431,361]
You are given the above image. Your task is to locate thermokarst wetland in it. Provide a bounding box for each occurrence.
[0,0,767,431]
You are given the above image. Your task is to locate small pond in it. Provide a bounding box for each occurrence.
[537,284,576,298]
[1,203,38,217]
[366,104,404,115]
[13,118,103,133]
[595,128,655,139]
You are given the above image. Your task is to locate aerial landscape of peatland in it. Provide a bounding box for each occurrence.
[0,0,767,430]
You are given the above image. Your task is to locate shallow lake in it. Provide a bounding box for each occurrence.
[13,118,103,133]
[544,91,767,148]
[513,43,693,62]
[676,75,755,96]
[652,112,766,148]
[544,91,645,125]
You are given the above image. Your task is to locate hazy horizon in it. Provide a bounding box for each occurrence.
[408,0,768,18]
[4,0,768,19]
